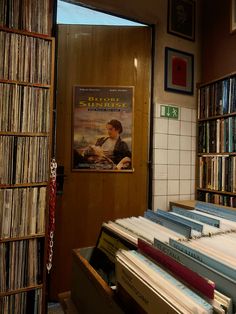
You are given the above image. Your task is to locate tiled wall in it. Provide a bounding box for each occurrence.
[152,105,196,211]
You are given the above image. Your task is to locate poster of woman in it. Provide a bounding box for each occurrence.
[72,86,134,172]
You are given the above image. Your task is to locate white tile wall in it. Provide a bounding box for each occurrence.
[154,133,168,149]
[180,121,192,136]
[180,136,191,151]
[191,179,196,195]
[168,120,180,135]
[180,180,191,194]
[180,150,191,165]
[168,165,179,180]
[168,150,180,164]
[179,194,191,200]
[168,135,180,150]
[191,122,196,136]
[155,118,168,134]
[154,180,167,195]
[168,180,179,195]
[191,109,197,122]
[191,165,195,178]
[154,149,168,164]
[191,137,196,151]
[181,107,192,121]
[153,164,168,180]
[152,106,197,211]
[153,195,167,211]
[180,165,191,180]
[191,151,196,165]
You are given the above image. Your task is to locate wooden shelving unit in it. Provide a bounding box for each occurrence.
[0,1,54,312]
[196,72,236,207]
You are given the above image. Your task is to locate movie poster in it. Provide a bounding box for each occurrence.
[72,86,134,172]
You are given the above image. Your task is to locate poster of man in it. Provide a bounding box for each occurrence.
[72,86,134,171]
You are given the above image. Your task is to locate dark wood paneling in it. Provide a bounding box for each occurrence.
[202,0,236,83]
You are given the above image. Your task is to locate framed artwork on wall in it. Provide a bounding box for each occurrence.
[165,47,194,95]
[167,0,195,41]
[72,85,134,172]
[230,0,236,34]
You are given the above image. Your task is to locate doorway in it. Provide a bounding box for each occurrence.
[49,1,153,299]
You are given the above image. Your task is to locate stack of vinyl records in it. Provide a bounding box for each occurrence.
[116,247,231,314]
[90,201,236,314]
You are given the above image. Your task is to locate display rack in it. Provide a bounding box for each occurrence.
[197,72,236,207]
[0,1,54,312]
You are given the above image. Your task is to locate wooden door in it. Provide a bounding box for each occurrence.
[49,24,152,298]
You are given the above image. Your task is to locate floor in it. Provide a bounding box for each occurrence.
[48,302,64,314]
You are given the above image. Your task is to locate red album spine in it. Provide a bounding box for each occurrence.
[138,238,215,300]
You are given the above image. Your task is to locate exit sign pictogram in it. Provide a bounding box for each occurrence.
[160,105,179,119]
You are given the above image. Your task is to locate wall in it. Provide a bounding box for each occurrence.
[153,105,197,209]
[62,0,203,210]
[202,0,236,83]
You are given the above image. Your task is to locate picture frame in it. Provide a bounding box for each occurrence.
[230,0,236,34]
[167,0,195,41]
[164,47,194,95]
[72,85,134,172]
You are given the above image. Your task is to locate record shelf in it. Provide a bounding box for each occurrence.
[0,1,54,312]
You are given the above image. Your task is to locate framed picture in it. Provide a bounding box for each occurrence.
[165,47,194,95]
[72,86,134,172]
[167,0,195,41]
[230,0,236,34]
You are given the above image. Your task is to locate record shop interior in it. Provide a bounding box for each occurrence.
[0,0,236,313]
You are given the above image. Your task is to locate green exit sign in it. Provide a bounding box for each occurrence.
[160,105,179,119]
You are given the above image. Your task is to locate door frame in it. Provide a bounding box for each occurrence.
[52,0,156,210]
